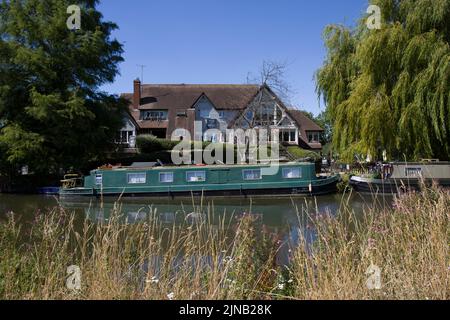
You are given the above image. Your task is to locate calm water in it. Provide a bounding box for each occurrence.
[0,193,394,265]
[0,193,394,224]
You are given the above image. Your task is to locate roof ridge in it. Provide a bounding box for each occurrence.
[140,84,260,87]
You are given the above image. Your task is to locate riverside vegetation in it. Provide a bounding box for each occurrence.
[0,184,448,300]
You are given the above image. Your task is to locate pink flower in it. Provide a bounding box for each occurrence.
[368,238,376,249]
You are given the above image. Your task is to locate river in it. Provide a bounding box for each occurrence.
[0,192,394,224]
[0,192,394,266]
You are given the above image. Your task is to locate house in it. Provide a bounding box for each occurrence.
[119,79,324,151]
[285,110,324,151]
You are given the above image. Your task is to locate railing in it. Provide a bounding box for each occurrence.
[61,174,83,189]
[328,162,384,176]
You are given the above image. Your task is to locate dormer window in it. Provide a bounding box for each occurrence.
[140,110,168,121]
[308,132,321,143]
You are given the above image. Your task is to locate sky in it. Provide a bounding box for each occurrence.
[98,0,369,116]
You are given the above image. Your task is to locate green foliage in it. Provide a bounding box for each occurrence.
[136,135,180,153]
[287,146,321,160]
[0,0,126,174]
[314,110,333,145]
[316,0,450,161]
[136,135,229,157]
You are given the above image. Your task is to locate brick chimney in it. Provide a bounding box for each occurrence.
[133,78,141,109]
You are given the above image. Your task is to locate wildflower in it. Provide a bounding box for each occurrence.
[287,279,294,284]
[368,238,376,249]
[224,256,233,264]
[277,283,285,290]
[146,276,159,284]
[167,292,175,300]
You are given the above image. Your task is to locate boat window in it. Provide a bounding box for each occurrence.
[127,173,147,184]
[187,171,206,182]
[243,169,262,180]
[95,174,103,185]
[160,172,174,183]
[283,168,302,179]
[405,168,422,178]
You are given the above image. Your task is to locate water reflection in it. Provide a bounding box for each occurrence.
[0,193,393,266]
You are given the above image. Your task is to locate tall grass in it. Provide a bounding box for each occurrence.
[0,185,448,300]
[292,185,449,299]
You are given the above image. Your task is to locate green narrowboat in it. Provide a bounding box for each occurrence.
[59,162,340,198]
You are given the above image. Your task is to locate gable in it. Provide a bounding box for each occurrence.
[192,94,217,116]
[121,113,137,131]
[230,86,297,129]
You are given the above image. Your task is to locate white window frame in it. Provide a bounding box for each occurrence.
[282,167,302,179]
[308,132,320,143]
[405,168,422,178]
[159,172,174,183]
[95,174,103,185]
[127,173,147,184]
[141,110,168,121]
[186,171,206,182]
[242,169,262,181]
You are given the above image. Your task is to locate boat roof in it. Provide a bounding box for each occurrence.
[390,161,450,165]
[93,162,314,172]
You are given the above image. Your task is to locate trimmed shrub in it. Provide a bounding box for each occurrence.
[136,135,179,153]
[287,146,321,161]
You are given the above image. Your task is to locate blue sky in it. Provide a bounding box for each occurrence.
[98,0,368,115]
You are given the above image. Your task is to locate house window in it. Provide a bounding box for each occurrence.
[186,171,206,182]
[206,118,218,129]
[128,173,146,184]
[290,131,296,142]
[219,111,225,119]
[243,169,262,181]
[117,130,133,144]
[308,132,320,143]
[200,109,210,118]
[160,172,174,183]
[283,168,302,179]
[95,174,103,185]
[140,110,168,121]
[280,130,297,143]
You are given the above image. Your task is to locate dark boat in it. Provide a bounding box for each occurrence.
[349,161,450,194]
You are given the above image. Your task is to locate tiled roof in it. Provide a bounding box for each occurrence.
[122,84,260,111]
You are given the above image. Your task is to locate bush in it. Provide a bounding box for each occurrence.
[287,146,321,161]
[136,135,179,153]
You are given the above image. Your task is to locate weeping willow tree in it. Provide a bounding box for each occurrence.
[316,0,450,161]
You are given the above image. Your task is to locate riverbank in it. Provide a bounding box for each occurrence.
[0,185,448,300]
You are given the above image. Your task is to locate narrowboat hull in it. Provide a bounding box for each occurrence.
[349,176,450,194]
[59,163,340,198]
[59,177,340,198]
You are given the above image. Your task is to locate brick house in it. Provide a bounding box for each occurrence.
[119,79,324,151]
